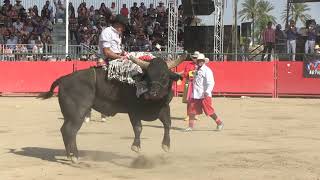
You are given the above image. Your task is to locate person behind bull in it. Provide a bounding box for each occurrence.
[305,22,317,54]
[185,54,224,132]
[285,20,298,61]
[182,51,200,121]
[261,22,275,61]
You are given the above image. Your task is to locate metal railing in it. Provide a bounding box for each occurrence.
[0,44,65,61]
[1,43,319,61]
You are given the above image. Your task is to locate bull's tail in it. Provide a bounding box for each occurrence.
[37,76,65,99]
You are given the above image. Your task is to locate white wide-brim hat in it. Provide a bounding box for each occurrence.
[191,51,200,58]
[197,54,209,63]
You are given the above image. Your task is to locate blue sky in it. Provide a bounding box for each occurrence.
[200,0,320,27]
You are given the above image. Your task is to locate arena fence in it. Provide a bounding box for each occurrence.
[0,60,320,97]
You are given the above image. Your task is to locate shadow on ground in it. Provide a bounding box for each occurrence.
[8,147,171,169]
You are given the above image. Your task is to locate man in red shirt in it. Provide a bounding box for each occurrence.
[182,51,199,121]
[120,4,129,17]
[261,22,275,61]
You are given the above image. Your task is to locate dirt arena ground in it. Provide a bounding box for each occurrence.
[1,97,320,180]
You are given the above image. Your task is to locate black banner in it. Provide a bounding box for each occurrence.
[303,55,320,78]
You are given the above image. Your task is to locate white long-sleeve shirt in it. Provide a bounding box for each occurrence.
[99,26,122,55]
[192,64,215,99]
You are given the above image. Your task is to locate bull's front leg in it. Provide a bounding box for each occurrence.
[159,106,171,152]
[129,114,142,153]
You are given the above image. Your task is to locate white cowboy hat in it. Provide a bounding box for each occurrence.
[191,51,200,58]
[197,54,209,63]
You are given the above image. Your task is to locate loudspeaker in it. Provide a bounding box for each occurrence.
[182,0,215,16]
[183,26,214,53]
[241,22,252,37]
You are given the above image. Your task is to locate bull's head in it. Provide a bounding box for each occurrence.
[130,53,187,100]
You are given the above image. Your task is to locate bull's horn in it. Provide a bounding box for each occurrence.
[166,52,188,69]
[129,56,150,69]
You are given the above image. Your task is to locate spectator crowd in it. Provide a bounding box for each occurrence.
[0,0,65,60]
[69,1,185,52]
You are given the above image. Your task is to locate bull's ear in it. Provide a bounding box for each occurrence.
[169,72,183,81]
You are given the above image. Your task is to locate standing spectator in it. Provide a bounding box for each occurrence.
[41,3,52,21]
[120,4,129,17]
[139,2,147,16]
[110,2,117,17]
[68,2,75,16]
[13,0,24,12]
[147,4,156,17]
[185,54,224,132]
[88,5,95,19]
[69,12,79,44]
[130,2,139,20]
[275,24,286,54]
[54,0,65,23]
[33,5,39,17]
[8,5,18,22]
[285,20,298,61]
[1,0,12,16]
[77,2,88,25]
[156,1,166,14]
[305,23,317,54]
[98,3,107,16]
[261,22,275,61]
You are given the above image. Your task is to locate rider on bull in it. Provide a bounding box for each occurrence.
[98,14,128,63]
[98,14,147,97]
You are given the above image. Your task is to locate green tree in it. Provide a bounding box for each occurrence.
[281,3,311,25]
[238,0,260,44]
[239,0,276,44]
[255,0,276,42]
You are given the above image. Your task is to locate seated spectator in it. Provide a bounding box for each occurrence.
[90,34,99,45]
[13,18,24,31]
[156,1,166,14]
[54,0,65,23]
[120,4,129,17]
[135,32,152,51]
[6,34,17,49]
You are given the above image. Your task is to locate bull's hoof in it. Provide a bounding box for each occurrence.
[131,145,141,153]
[70,156,79,164]
[162,144,170,152]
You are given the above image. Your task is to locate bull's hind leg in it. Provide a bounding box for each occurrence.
[60,119,83,163]
[129,114,142,153]
[159,106,171,152]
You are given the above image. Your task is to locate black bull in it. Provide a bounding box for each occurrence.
[39,55,186,162]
